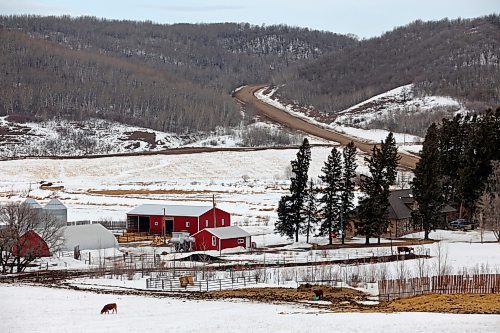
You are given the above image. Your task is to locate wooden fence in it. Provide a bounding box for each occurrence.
[379,274,500,301]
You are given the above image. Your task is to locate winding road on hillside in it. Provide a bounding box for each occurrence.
[234,84,419,170]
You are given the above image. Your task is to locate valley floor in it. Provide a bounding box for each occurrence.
[1,284,499,333]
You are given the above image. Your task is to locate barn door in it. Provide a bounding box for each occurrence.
[166,219,174,234]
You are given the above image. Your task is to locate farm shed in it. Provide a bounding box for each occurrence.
[11,230,51,258]
[192,226,251,251]
[61,224,118,251]
[126,204,230,235]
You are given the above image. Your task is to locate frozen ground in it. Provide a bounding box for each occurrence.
[1,285,499,333]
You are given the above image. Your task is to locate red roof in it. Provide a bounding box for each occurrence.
[11,230,51,257]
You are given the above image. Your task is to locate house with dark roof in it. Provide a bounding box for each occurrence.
[350,189,458,238]
[387,189,457,237]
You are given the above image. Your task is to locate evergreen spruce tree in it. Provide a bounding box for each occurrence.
[319,147,342,245]
[459,113,497,219]
[275,195,294,239]
[439,114,465,204]
[359,133,400,244]
[340,141,357,244]
[303,178,319,243]
[411,123,444,240]
[275,138,311,242]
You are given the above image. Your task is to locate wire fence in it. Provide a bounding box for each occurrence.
[146,275,258,292]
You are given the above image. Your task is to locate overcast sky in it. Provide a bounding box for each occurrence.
[0,0,498,38]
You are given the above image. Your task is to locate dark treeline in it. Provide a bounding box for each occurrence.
[275,15,500,113]
[412,108,500,239]
[0,15,354,133]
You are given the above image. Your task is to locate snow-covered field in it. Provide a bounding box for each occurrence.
[1,285,499,333]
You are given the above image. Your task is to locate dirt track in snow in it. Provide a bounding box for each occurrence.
[234,84,420,170]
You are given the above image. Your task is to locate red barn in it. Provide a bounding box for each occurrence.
[126,204,230,235]
[192,226,251,251]
[11,230,51,258]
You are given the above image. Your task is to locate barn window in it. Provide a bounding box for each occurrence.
[238,238,244,244]
[221,218,225,226]
[154,222,159,226]
[186,221,190,227]
[211,236,216,246]
[206,220,209,227]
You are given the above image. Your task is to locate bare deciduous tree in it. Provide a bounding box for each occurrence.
[476,161,500,241]
[0,202,63,273]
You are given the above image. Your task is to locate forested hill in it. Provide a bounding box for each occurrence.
[0,15,354,133]
[275,15,500,113]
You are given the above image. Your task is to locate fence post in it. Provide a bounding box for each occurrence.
[219,279,222,291]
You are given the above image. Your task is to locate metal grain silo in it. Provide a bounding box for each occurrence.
[44,198,67,226]
[23,198,43,215]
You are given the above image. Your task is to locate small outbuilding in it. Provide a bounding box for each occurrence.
[192,226,251,251]
[61,224,118,251]
[126,204,231,235]
[12,230,51,258]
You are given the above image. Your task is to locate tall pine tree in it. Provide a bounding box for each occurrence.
[359,133,400,244]
[275,138,311,242]
[303,178,319,243]
[411,123,444,240]
[319,147,342,245]
[340,141,357,244]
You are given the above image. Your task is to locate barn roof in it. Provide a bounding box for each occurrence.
[61,224,118,251]
[197,226,251,239]
[127,204,213,217]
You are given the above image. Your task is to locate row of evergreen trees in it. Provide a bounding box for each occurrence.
[275,134,400,245]
[412,108,500,239]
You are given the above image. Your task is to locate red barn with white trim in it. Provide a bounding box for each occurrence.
[126,204,230,235]
[192,226,251,251]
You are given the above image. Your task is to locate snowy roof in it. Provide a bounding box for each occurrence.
[127,204,213,217]
[44,198,67,210]
[23,198,42,209]
[197,226,251,239]
[61,224,118,251]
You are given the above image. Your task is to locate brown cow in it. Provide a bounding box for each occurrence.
[100,303,117,314]
[313,289,324,300]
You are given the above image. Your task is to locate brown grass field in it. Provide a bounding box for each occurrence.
[195,287,500,314]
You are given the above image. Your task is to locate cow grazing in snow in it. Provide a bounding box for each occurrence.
[100,303,117,314]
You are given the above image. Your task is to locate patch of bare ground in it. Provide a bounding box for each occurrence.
[88,189,230,195]
[194,286,372,312]
[381,293,500,314]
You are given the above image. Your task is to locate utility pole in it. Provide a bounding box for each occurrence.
[212,194,216,228]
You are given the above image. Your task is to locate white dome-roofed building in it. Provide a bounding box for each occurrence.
[43,198,67,226]
[61,224,119,251]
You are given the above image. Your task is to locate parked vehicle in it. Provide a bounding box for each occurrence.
[448,219,473,230]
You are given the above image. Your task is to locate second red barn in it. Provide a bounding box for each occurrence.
[126,204,230,235]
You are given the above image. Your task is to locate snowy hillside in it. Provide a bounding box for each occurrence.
[0,117,248,158]
[257,84,468,154]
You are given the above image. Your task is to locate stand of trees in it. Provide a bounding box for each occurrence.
[412,108,500,239]
[276,15,500,114]
[275,140,357,244]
